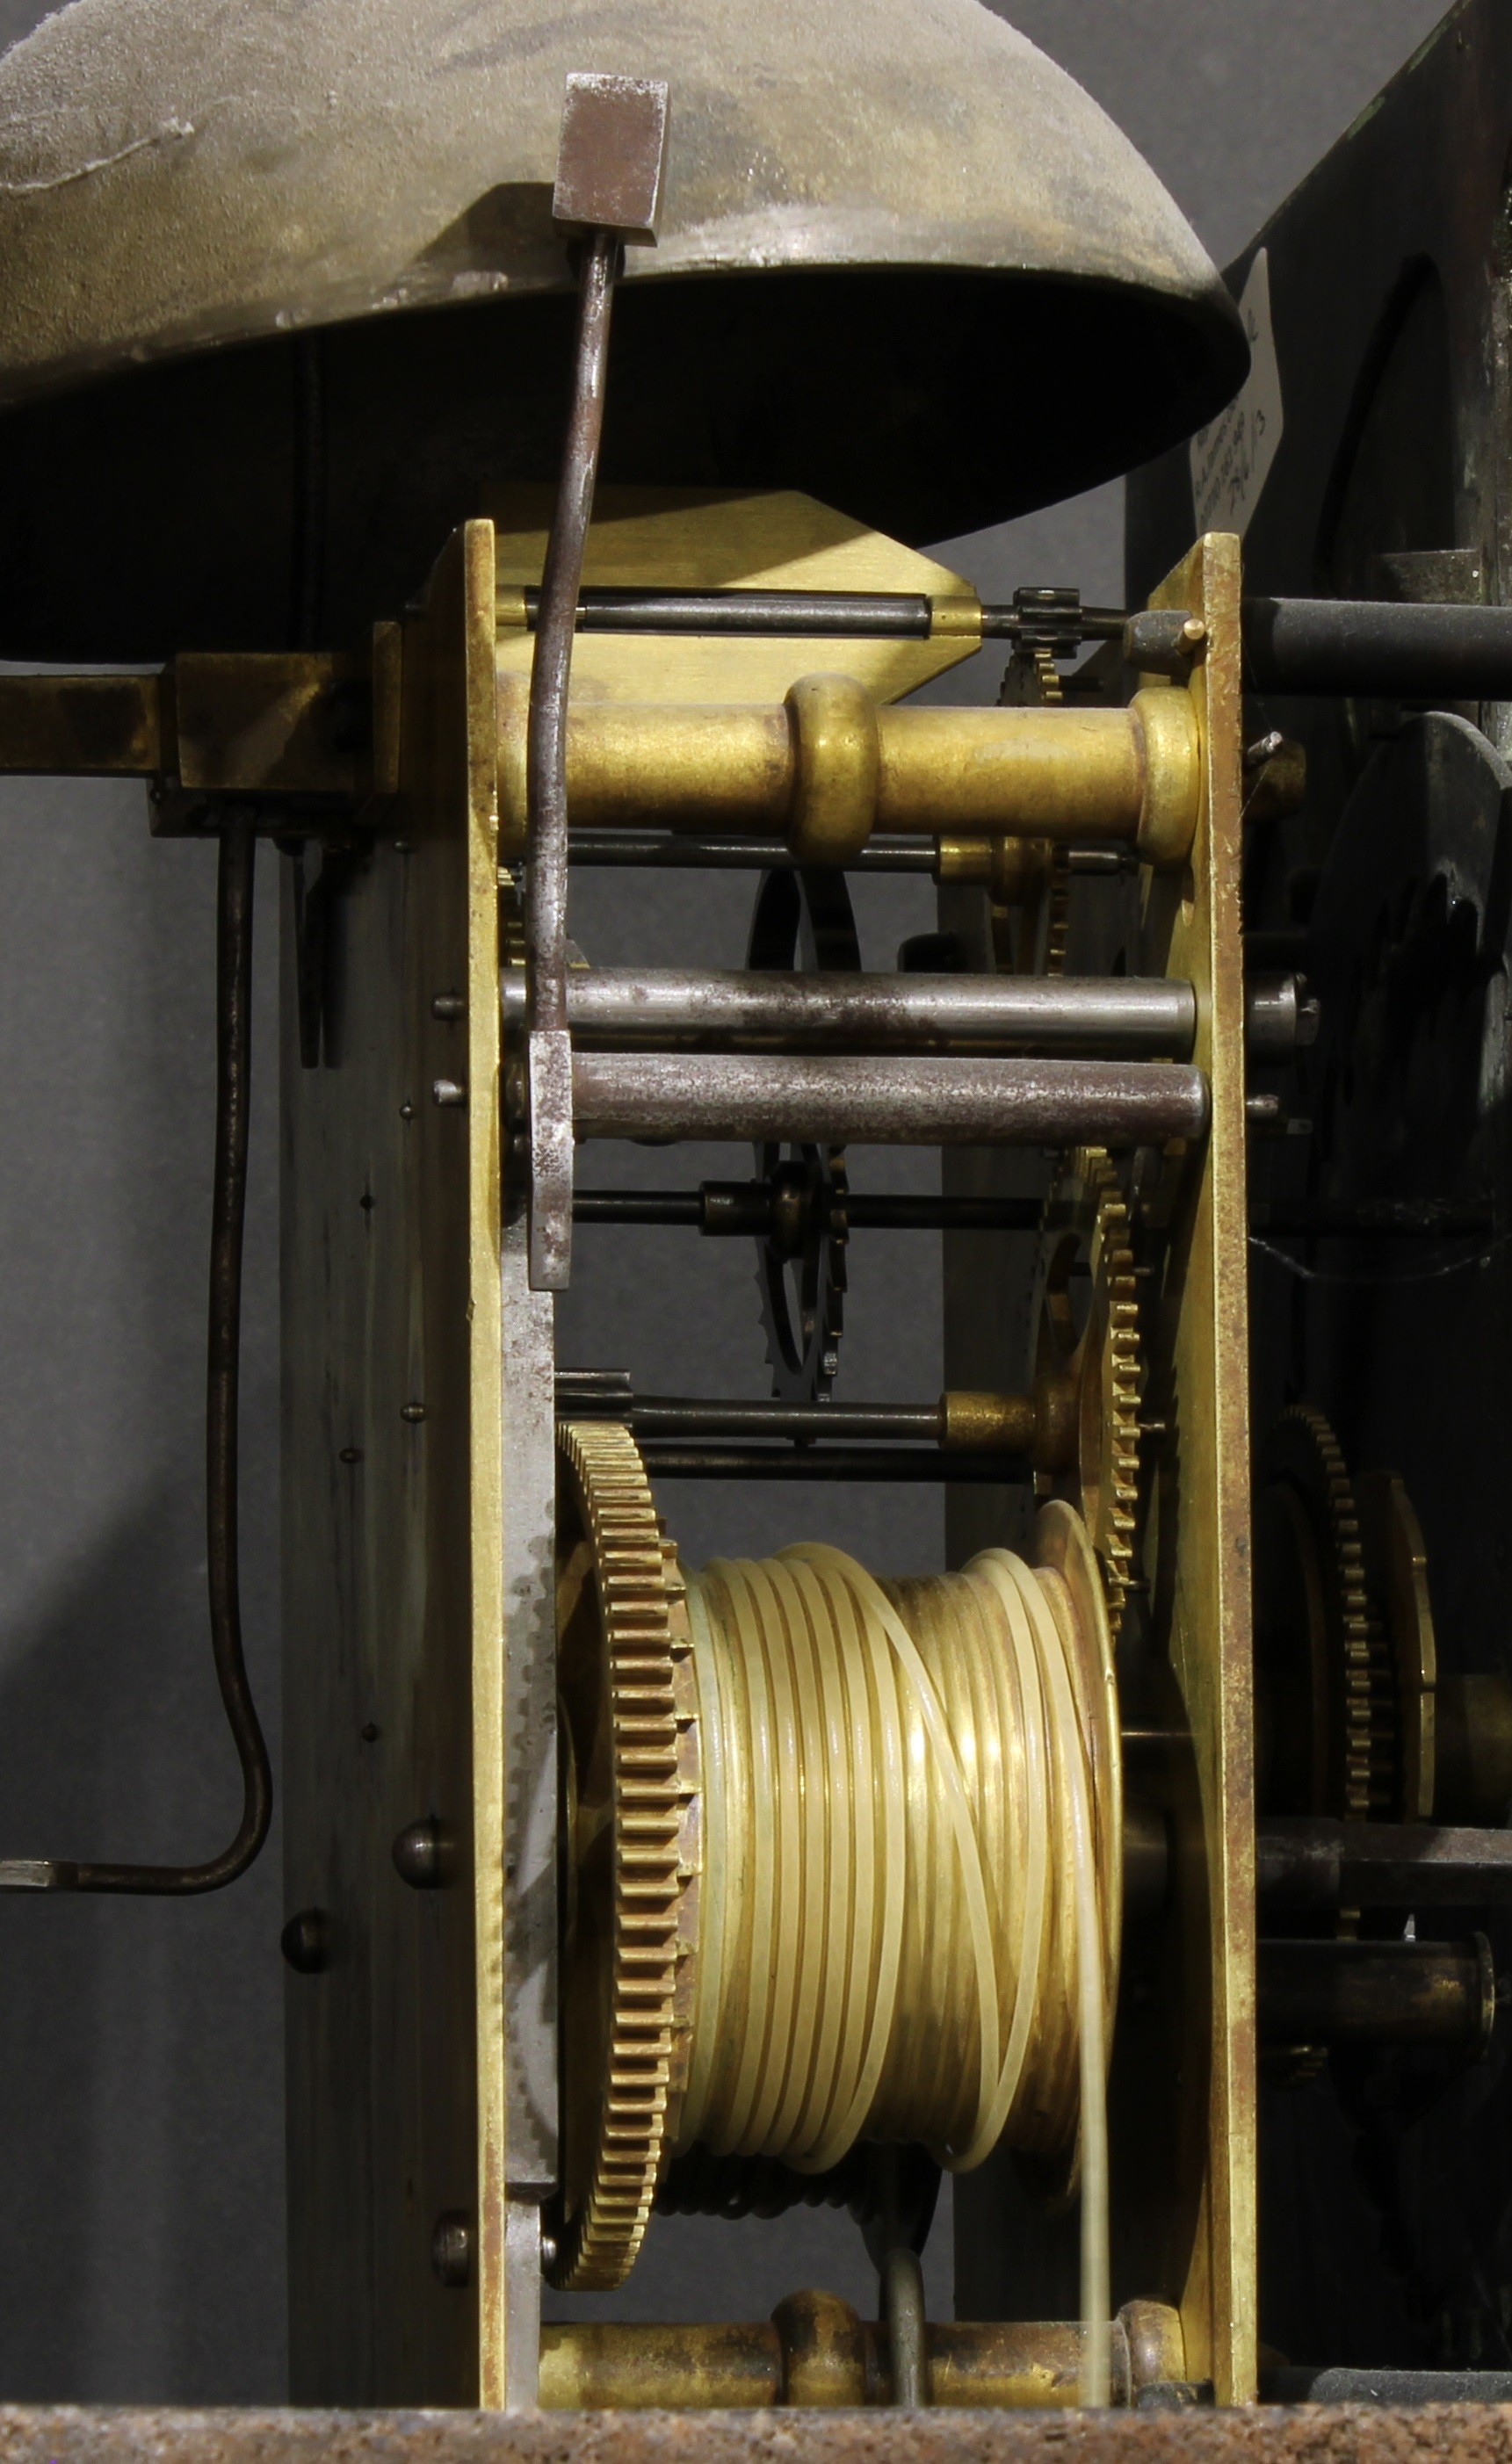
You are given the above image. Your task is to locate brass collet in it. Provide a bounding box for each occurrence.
[496,672,1202,868]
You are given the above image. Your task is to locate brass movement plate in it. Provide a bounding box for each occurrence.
[281,521,512,2403]
[1137,532,1255,2402]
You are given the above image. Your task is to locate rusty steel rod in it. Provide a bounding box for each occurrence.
[571,1051,1207,1148]
[524,968,1196,1058]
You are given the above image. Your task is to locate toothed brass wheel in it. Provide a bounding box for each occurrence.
[747,865,857,1400]
[1254,1404,1396,1821]
[1030,1148,1144,1636]
[547,1421,699,2291]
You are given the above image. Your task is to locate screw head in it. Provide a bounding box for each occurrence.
[280,1909,330,1975]
[393,1817,451,1890]
[431,2211,472,2288]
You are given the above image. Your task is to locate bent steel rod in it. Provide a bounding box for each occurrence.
[538,969,1196,1058]
[571,1051,1207,1148]
[0,813,273,1894]
[524,225,619,1289]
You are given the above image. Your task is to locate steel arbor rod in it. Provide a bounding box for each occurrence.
[637,1446,1030,1484]
[571,1052,1207,1148]
[571,1188,1048,1232]
[547,969,1197,1059]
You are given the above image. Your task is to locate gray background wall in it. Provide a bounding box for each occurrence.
[0,0,1448,2401]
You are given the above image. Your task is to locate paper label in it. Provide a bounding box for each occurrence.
[1189,248,1284,538]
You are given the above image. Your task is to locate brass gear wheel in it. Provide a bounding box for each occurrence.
[755,1144,850,1401]
[749,867,857,1399]
[1030,1147,1143,1635]
[548,1420,698,2291]
[988,840,1071,976]
[1254,1405,1396,1821]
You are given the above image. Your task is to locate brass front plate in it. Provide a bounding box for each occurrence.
[282,521,509,2403]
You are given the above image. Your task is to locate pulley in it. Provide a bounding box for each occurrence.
[549,1419,1123,2293]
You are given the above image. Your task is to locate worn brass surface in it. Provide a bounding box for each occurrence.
[538,2301,1184,2409]
[494,491,980,711]
[172,654,366,797]
[282,523,509,2403]
[496,691,1199,863]
[939,1391,1038,1456]
[0,655,371,802]
[543,2322,780,2411]
[937,836,1057,907]
[1138,534,1255,2401]
[0,674,160,776]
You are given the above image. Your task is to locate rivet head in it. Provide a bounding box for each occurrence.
[393,1817,451,1889]
[338,1446,363,1465]
[400,1401,427,1424]
[280,1909,330,1975]
[431,1079,467,1108]
[431,2212,471,2288]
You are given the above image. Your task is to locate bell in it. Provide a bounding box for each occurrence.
[0,0,1244,658]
